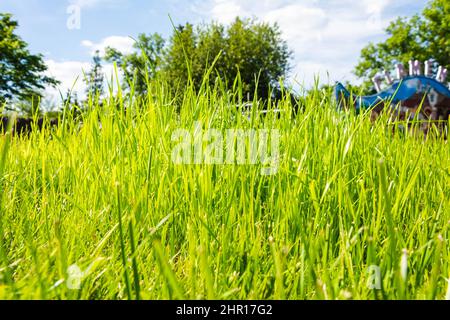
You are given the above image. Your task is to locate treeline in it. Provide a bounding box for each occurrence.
[2,0,449,115]
[90,18,293,105]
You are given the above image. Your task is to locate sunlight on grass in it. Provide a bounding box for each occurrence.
[0,79,448,300]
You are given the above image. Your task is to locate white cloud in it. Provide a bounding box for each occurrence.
[264,4,328,42]
[195,0,416,88]
[81,35,135,56]
[42,35,135,102]
[44,59,118,102]
[210,0,243,24]
[81,40,94,47]
[363,0,391,14]
[45,59,90,101]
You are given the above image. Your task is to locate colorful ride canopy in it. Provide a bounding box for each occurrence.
[335,60,450,135]
[335,75,450,112]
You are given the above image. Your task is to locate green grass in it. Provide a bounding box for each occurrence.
[0,81,449,300]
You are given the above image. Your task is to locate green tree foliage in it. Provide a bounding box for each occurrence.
[85,50,104,99]
[62,89,80,113]
[104,33,165,95]
[163,23,202,93]
[0,13,58,103]
[163,18,292,101]
[354,0,450,92]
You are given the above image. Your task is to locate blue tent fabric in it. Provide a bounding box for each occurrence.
[335,76,450,111]
[335,75,450,136]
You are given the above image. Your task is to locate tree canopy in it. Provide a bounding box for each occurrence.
[354,0,450,93]
[104,33,165,96]
[0,13,58,103]
[163,18,292,100]
[105,18,292,101]
[85,50,104,99]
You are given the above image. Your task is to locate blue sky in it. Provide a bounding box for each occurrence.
[0,0,429,100]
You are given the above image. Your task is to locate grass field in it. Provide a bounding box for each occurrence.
[0,81,449,300]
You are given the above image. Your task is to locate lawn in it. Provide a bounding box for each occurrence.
[0,82,448,300]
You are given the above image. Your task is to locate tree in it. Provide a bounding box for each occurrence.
[163,23,201,93]
[63,89,80,111]
[85,50,104,99]
[0,13,59,103]
[354,0,450,93]
[104,33,165,96]
[163,18,292,101]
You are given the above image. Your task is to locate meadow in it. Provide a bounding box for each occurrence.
[0,79,449,300]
